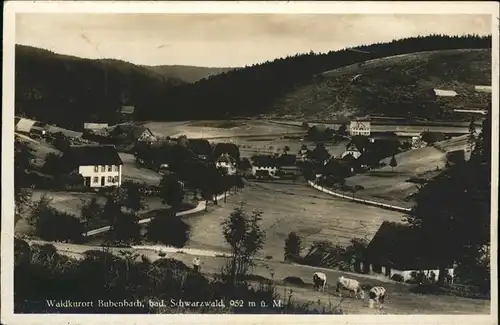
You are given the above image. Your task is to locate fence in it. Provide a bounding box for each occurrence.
[307,181,411,213]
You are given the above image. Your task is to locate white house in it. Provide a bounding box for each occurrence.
[349,119,371,136]
[341,143,362,159]
[411,136,425,149]
[61,145,123,188]
[216,153,237,175]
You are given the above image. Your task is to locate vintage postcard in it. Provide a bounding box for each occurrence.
[2,1,499,325]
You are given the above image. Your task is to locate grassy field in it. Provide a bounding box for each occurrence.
[43,240,491,315]
[143,120,306,139]
[267,49,491,120]
[345,136,470,207]
[184,179,406,261]
[119,152,162,186]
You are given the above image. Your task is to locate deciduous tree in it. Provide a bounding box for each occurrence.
[221,204,265,285]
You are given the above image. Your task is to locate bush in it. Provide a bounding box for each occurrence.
[282,276,305,286]
[146,215,191,248]
[284,232,302,262]
[391,274,404,282]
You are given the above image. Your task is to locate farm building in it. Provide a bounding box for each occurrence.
[60,145,123,188]
[109,124,156,144]
[349,119,371,136]
[251,155,279,178]
[360,221,454,283]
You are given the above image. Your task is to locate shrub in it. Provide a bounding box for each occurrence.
[282,276,305,286]
[146,215,191,248]
[391,274,404,282]
[284,232,303,262]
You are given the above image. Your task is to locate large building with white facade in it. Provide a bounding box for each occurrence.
[61,145,123,188]
[349,119,371,136]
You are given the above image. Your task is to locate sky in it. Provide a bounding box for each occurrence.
[16,14,492,67]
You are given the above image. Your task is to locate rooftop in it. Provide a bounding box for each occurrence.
[365,221,452,270]
[64,145,123,166]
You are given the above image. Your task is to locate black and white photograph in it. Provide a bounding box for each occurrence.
[1,1,499,323]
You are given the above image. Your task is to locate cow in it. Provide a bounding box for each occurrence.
[368,286,386,309]
[336,276,365,299]
[312,272,327,291]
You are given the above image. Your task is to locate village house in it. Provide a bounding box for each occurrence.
[60,144,123,188]
[341,142,362,160]
[216,153,237,175]
[251,155,279,178]
[109,124,157,145]
[349,119,371,136]
[297,147,310,163]
[359,221,455,283]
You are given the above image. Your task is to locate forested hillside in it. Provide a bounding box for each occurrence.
[143,65,236,83]
[139,34,491,121]
[267,49,491,121]
[15,45,185,130]
[15,34,491,128]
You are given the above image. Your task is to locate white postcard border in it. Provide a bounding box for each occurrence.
[2,2,499,325]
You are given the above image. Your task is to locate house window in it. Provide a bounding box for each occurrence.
[93,177,99,183]
[94,166,99,172]
[114,165,119,172]
[107,165,112,172]
[107,176,112,183]
[114,176,119,183]
[101,166,105,172]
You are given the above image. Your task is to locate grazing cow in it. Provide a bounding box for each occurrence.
[312,272,327,291]
[368,286,386,309]
[336,276,365,299]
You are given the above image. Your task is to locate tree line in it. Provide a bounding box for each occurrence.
[15,35,491,129]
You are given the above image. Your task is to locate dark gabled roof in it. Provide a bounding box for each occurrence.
[64,145,123,166]
[110,124,149,140]
[251,155,279,167]
[341,153,358,162]
[365,221,452,270]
